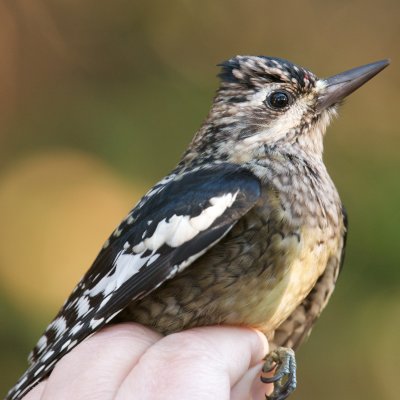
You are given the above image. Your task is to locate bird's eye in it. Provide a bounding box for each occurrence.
[266,91,291,109]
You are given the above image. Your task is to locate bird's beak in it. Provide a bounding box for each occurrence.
[316,59,390,112]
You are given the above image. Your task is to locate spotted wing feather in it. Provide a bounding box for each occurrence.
[7,163,261,400]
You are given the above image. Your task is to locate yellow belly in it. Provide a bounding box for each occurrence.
[220,225,340,336]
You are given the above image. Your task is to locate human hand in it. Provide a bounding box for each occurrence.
[23,322,272,400]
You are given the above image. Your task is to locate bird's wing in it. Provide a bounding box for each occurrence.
[272,206,348,350]
[8,163,261,400]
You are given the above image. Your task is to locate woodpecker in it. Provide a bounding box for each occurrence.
[7,56,389,400]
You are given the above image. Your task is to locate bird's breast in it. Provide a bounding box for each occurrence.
[220,179,343,335]
[241,223,340,336]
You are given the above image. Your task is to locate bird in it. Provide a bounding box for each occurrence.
[6,55,389,400]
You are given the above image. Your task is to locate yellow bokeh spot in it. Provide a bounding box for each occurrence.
[0,150,144,312]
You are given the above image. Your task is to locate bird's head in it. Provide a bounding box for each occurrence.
[184,56,389,164]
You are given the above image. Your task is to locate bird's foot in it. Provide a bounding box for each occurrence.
[261,347,297,400]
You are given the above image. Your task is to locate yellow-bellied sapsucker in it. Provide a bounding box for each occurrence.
[7,56,389,400]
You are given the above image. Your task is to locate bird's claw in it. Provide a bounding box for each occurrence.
[261,347,297,400]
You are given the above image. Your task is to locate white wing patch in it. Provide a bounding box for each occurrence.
[84,192,238,300]
[90,318,104,329]
[12,375,27,391]
[86,250,160,298]
[166,218,236,280]
[35,335,47,354]
[75,296,90,317]
[40,350,54,362]
[33,365,45,377]
[70,322,84,335]
[61,339,72,351]
[143,192,238,250]
[48,317,67,338]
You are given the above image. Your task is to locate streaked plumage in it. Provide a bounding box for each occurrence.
[7,55,388,400]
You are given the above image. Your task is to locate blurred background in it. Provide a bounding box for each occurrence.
[0,0,399,398]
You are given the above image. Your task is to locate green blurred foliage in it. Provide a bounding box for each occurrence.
[0,0,399,398]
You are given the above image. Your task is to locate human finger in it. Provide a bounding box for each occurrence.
[40,323,161,400]
[116,325,269,400]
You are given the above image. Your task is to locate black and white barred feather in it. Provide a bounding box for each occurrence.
[7,163,261,400]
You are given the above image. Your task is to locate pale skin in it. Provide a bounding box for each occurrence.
[22,323,273,400]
